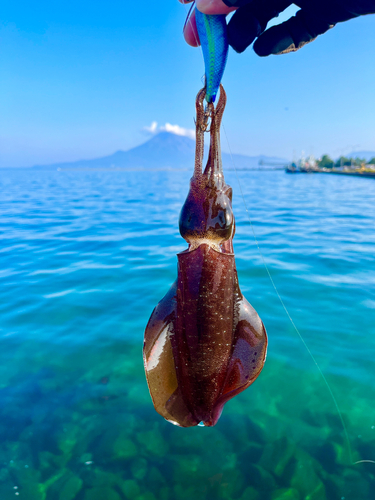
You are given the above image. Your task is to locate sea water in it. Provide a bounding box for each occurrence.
[0,168,374,500]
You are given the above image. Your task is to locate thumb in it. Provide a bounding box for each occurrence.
[253,8,334,56]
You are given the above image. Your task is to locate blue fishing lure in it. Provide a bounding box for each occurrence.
[195,8,229,103]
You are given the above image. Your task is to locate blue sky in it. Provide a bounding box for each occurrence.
[1,1,375,167]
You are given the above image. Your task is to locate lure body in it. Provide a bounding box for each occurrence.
[143,87,267,427]
[195,8,229,103]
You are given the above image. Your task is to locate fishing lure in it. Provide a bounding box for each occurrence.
[195,7,228,103]
[143,86,267,427]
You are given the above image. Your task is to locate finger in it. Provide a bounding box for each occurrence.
[196,0,237,15]
[182,0,237,48]
[227,0,293,53]
[253,8,334,56]
[184,8,201,47]
[178,0,194,4]
[183,1,236,47]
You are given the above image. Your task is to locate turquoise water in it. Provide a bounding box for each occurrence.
[1,168,375,500]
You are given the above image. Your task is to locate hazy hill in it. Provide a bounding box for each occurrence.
[31,132,288,170]
[346,151,375,161]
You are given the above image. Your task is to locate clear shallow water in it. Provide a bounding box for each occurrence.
[0,168,375,500]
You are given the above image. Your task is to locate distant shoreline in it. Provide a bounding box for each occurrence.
[0,166,286,172]
[286,166,375,178]
[318,169,375,178]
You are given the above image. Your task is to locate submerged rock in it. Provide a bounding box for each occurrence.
[305,482,326,500]
[38,451,67,478]
[259,436,296,478]
[45,469,82,500]
[271,488,300,500]
[238,442,263,466]
[80,467,119,490]
[9,463,45,500]
[238,486,260,500]
[173,483,208,500]
[0,484,20,500]
[137,493,157,500]
[0,468,11,483]
[55,422,81,457]
[58,474,83,500]
[112,435,138,460]
[118,479,140,499]
[246,464,276,492]
[131,458,148,481]
[94,428,137,462]
[83,486,121,500]
[136,427,168,457]
[216,469,245,500]
[290,450,326,500]
[147,466,166,490]
[327,467,370,500]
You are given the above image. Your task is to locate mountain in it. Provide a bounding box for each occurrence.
[346,151,375,161]
[31,132,288,170]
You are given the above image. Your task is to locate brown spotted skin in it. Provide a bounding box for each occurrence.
[143,86,267,427]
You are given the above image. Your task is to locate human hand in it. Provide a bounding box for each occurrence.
[180,0,375,56]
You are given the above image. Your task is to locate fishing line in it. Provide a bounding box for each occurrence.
[180,0,372,467]
[224,127,375,467]
[222,124,354,466]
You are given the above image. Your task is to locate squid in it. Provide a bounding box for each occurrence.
[143,85,267,427]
